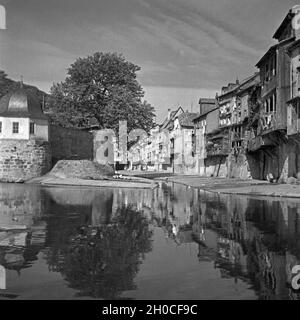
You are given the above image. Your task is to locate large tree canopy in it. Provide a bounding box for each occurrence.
[46,52,155,133]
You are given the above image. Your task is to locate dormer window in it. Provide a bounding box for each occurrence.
[12,122,19,134]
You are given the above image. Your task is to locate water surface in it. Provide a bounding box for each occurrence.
[0,182,300,300]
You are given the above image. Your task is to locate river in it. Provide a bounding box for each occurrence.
[0,181,299,300]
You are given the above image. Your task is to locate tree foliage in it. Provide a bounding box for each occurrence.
[46,52,155,133]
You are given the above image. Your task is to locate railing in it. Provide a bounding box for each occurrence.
[258,112,277,133]
[206,144,231,157]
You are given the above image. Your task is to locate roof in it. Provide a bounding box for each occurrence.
[256,37,295,67]
[0,86,48,120]
[273,10,295,40]
[236,73,260,95]
[198,98,216,105]
[218,73,259,100]
[177,112,199,128]
[160,106,183,130]
[193,107,218,122]
[287,38,300,53]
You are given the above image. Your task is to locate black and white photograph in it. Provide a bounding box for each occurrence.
[0,0,300,306]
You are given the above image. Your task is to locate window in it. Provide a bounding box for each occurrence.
[265,63,270,82]
[274,55,277,76]
[297,69,300,91]
[30,122,35,134]
[0,121,2,133]
[265,100,269,113]
[12,122,19,134]
[269,95,273,112]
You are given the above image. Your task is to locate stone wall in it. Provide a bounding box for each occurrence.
[0,139,51,182]
[205,156,228,177]
[49,125,93,164]
[228,152,251,179]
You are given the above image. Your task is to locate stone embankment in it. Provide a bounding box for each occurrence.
[0,139,51,183]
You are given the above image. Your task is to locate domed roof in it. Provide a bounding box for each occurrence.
[0,85,48,120]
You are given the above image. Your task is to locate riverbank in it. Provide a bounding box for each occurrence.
[156,175,300,199]
[118,170,300,199]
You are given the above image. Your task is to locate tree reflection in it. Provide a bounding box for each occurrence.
[45,206,153,299]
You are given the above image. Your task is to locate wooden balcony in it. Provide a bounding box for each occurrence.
[246,135,276,152]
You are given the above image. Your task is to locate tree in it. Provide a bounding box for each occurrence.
[46,53,155,133]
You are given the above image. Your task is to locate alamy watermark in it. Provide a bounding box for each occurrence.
[0,5,6,30]
[292,265,300,291]
[96,120,196,166]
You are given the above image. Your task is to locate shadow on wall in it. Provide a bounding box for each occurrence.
[247,144,289,181]
[49,126,94,166]
[205,156,227,177]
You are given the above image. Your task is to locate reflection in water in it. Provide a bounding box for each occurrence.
[1,182,300,299]
[44,206,153,299]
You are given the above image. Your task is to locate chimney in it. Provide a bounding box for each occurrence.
[168,108,171,119]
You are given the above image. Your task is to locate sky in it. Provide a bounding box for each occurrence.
[0,0,298,122]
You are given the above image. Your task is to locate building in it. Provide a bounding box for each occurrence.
[128,107,199,174]
[0,83,51,182]
[193,98,217,175]
[246,5,300,180]
[0,83,97,182]
[194,74,259,178]
[170,111,199,174]
[228,73,260,179]
[0,82,49,141]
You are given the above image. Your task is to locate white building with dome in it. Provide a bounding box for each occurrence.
[0,83,49,141]
[0,84,51,182]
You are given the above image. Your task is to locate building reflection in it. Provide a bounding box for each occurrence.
[0,184,46,278]
[1,182,300,299]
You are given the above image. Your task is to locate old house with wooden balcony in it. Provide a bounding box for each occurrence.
[228,73,260,179]
[246,5,300,180]
[204,81,240,177]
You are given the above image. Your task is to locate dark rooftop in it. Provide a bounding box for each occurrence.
[177,112,199,128]
[256,37,295,67]
[0,85,48,120]
[199,98,216,105]
[273,10,295,40]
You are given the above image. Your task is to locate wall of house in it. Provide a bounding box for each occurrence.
[0,139,51,182]
[277,45,291,129]
[206,109,219,134]
[204,156,228,177]
[228,151,251,179]
[173,126,196,174]
[0,117,29,140]
[49,125,93,164]
[31,118,49,141]
[245,138,300,181]
[194,126,206,175]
